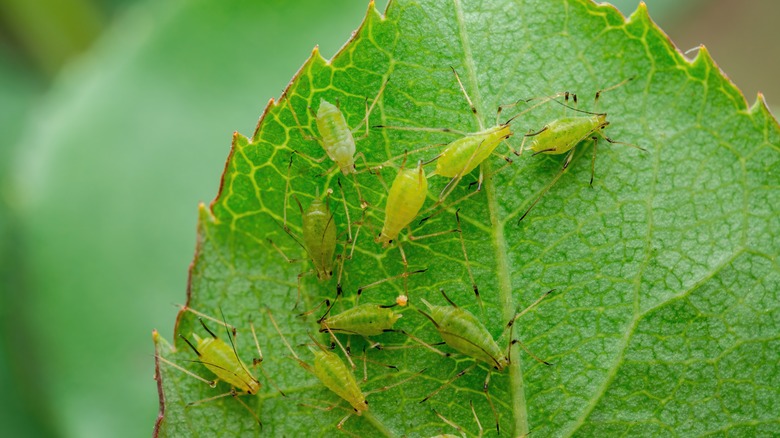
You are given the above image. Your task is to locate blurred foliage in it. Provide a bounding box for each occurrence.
[0,0,776,437]
[4,0,384,436]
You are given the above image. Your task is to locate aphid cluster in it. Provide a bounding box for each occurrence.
[154,67,642,435]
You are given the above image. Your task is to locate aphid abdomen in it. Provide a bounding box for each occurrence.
[424,303,506,370]
[435,124,511,177]
[377,164,428,246]
[302,198,336,280]
[322,304,402,337]
[313,350,368,413]
[196,335,260,394]
[316,99,356,174]
[530,115,601,155]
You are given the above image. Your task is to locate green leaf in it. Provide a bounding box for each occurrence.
[155,0,780,436]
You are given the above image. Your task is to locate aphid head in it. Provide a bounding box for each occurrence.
[352,399,369,414]
[375,233,393,248]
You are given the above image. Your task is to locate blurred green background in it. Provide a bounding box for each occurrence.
[0,0,776,436]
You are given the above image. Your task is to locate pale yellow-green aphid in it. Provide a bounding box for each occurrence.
[376,159,428,247]
[154,307,283,427]
[286,80,388,208]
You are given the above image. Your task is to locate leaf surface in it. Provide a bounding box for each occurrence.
[155,0,780,436]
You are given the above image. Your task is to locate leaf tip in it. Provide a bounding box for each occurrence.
[752,92,778,123]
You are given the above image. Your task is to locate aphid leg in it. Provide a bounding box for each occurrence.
[294,270,318,310]
[434,399,483,438]
[364,367,427,396]
[285,94,322,145]
[517,148,576,223]
[420,363,478,403]
[336,412,355,430]
[589,135,599,186]
[188,389,263,426]
[472,399,485,438]
[355,268,428,301]
[433,407,467,436]
[155,354,217,387]
[455,209,481,309]
[504,289,555,365]
[481,370,500,434]
[510,338,552,366]
[352,79,389,141]
[249,320,286,396]
[266,308,313,373]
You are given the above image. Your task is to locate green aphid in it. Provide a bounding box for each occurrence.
[320,302,403,337]
[517,77,645,222]
[418,289,553,434]
[267,309,423,430]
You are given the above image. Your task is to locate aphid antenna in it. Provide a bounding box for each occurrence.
[395,328,450,357]
[420,363,478,404]
[155,353,216,387]
[497,91,569,129]
[371,124,470,137]
[510,338,553,366]
[450,67,478,116]
[336,179,353,243]
[179,305,236,332]
[322,325,357,369]
[351,78,390,141]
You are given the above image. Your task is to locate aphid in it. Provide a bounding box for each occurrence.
[269,156,350,308]
[319,301,403,338]
[376,158,429,247]
[375,68,519,207]
[418,289,553,434]
[372,159,476,302]
[153,307,282,426]
[267,309,423,430]
[517,78,645,222]
[286,80,388,208]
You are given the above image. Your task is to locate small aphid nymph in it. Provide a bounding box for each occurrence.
[376,159,428,247]
[319,302,403,338]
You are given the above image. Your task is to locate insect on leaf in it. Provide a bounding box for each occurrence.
[154,0,780,436]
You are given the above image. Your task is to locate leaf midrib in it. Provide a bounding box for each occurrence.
[452,0,529,435]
